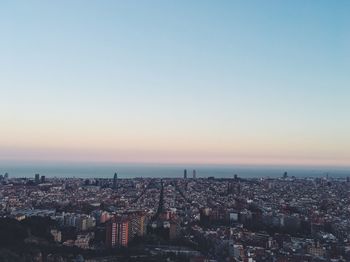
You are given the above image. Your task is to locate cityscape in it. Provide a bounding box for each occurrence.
[1,0,349,261]
[1,170,350,261]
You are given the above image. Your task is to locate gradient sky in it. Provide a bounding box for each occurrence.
[1,0,349,166]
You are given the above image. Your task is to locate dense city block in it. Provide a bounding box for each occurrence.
[0,172,350,261]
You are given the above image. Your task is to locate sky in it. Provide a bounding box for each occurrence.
[0,0,349,167]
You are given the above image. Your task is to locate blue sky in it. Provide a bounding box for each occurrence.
[0,1,349,166]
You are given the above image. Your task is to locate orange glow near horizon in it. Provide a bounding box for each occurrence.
[1,143,349,167]
[1,116,350,167]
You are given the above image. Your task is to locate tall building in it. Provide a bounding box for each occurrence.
[129,212,146,238]
[35,174,40,184]
[192,169,196,179]
[183,169,187,179]
[41,175,46,184]
[106,216,129,248]
[113,172,118,189]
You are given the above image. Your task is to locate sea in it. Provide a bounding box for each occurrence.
[0,162,349,179]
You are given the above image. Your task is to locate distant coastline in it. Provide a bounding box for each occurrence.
[1,162,349,178]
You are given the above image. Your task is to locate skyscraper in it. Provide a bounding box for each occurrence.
[192,169,196,179]
[41,175,46,184]
[113,172,118,189]
[35,174,40,184]
[129,212,146,238]
[184,169,187,179]
[106,216,129,248]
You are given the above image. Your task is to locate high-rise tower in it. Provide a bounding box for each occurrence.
[113,172,118,189]
[106,216,129,247]
[35,174,40,184]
